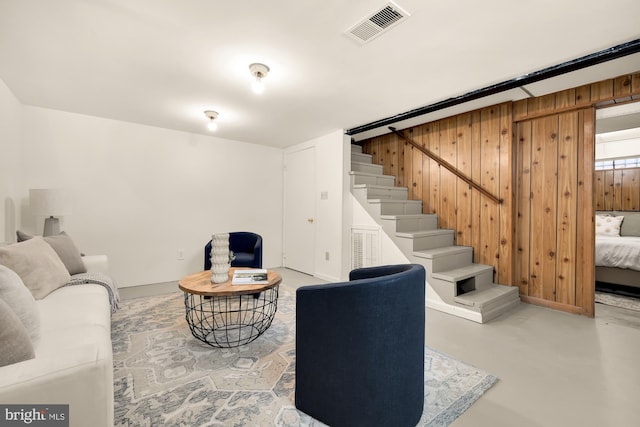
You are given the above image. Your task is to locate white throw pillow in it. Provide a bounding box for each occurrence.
[595,215,624,237]
[0,237,71,299]
[0,298,35,367]
[0,265,40,343]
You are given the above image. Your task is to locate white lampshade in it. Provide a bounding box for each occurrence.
[29,189,71,236]
[29,189,72,216]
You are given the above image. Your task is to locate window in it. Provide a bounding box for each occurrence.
[595,157,640,170]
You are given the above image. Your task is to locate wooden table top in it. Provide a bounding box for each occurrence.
[178,268,282,297]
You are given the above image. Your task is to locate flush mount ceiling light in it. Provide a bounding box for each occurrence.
[204,110,219,131]
[249,63,270,94]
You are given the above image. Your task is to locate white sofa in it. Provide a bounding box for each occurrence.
[0,253,114,427]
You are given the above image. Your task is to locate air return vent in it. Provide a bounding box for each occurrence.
[345,2,410,44]
[351,227,380,270]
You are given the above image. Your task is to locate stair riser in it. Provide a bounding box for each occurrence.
[351,162,383,174]
[423,251,474,273]
[351,152,372,163]
[377,202,423,215]
[363,187,408,200]
[454,288,520,313]
[411,233,454,251]
[350,174,395,187]
[393,216,438,232]
[396,232,453,253]
[351,144,363,153]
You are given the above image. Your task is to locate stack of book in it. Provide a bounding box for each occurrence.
[231,269,269,285]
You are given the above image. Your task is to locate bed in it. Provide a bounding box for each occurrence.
[595,211,640,289]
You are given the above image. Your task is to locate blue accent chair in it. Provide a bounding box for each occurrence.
[204,232,263,270]
[295,264,426,427]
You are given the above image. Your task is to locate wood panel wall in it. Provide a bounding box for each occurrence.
[362,103,514,286]
[595,168,640,211]
[358,70,640,317]
[515,109,594,314]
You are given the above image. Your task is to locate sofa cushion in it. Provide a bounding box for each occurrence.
[0,265,40,343]
[0,237,71,299]
[595,215,623,237]
[0,298,35,367]
[17,230,86,275]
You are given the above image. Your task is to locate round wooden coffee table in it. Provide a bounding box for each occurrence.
[178,268,282,348]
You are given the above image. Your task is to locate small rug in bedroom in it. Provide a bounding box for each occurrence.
[595,291,640,312]
[111,281,498,426]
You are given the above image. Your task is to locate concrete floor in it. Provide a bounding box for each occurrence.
[429,298,640,427]
[121,268,640,427]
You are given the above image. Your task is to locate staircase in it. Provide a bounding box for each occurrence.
[349,144,520,323]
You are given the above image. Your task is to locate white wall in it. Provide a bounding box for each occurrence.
[595,127,640,160]
[0,80,23,243]
[18,106,284,287]
[285,129,347,282]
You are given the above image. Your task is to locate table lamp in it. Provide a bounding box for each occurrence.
[29,189,71,236]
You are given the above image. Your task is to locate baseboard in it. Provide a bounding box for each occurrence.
[119,281,179,300]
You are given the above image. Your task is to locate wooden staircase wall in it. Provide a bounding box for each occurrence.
[359,71,640,317]
[362,104,515,288]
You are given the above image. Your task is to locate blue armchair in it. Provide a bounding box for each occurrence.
[295,264,426,427]
[204,232,262,270]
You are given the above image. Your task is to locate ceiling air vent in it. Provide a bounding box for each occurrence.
[345,2,410,44]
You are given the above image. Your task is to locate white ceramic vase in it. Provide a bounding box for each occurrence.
[210,233,231,283]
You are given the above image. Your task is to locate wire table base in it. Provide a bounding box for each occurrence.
[183,286,279,348]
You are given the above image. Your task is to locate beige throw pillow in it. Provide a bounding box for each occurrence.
[0,298,35,367]
[16,230,86,275]
[0,237,71,299]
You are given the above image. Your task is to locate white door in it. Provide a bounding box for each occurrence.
[284,147,316,274]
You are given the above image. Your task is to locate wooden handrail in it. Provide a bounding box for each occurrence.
[388,126,503,205]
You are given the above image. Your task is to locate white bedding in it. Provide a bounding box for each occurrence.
[595,236,640,271]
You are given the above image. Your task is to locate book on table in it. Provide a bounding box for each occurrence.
[232,269,269,285]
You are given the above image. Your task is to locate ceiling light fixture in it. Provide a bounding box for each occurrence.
[249,63,270,94]
[204,110,219,131]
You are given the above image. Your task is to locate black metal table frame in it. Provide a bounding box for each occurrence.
[183,286,279,348]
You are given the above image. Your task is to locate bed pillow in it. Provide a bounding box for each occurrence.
[595,215,624,237]
[16,230,87,275]
[0,265,40,343]
[619,213,640,237]
[0,237,71,299]
[0,298,35,367]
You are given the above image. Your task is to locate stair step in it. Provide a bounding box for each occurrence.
[413,245,472,260]
[349,171,396,187]
[367,199,422,215]
[431,264,494,283]
[396,229,452,239]
[351,161,383,174]
[353,184,408,200]
[351,152,372,164]
[351,144,363,153]
[453,285,519,310]
[380,214,439,232]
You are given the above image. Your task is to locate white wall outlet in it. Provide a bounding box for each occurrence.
[177,249,184,260]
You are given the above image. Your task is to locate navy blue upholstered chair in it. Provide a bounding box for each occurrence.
[204,232,262,270]
[295,264,426,427]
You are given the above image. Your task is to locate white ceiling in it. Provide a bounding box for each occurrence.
[1,0,640,148]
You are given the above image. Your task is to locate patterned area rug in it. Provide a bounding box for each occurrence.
[112,279,498,426]
[595,291,640,312]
